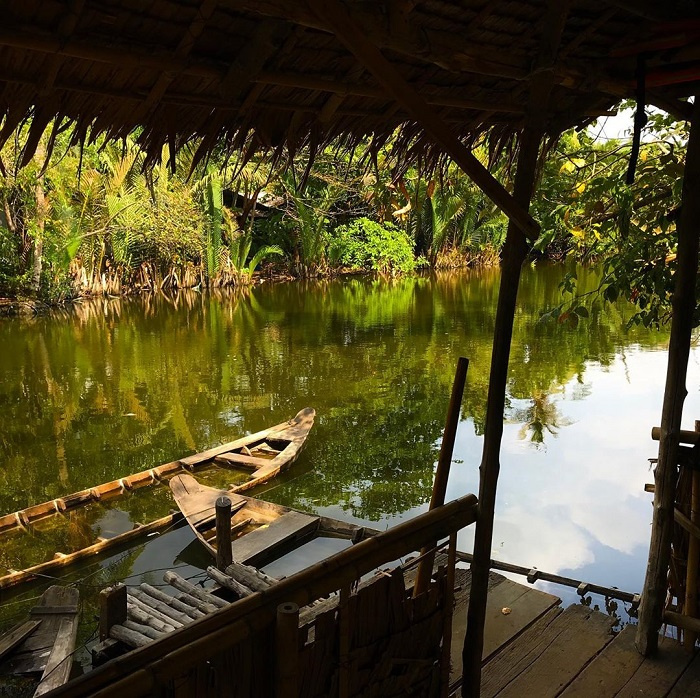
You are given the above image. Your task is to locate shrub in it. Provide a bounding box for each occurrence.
[333,218,415,275]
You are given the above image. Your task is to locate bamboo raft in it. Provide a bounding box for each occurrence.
[0,409,315,590]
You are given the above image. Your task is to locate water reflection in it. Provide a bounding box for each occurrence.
[0,264,698,611]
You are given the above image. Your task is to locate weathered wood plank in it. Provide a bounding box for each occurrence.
[450,572,560,685]
[214,452,269,470]
[616,636,694,697]
[34,616,79,696]
[0,621,41,662]
[481,605,614,698]
[667,649,700,696]
[559,625,645,697]
[230,510,320,566]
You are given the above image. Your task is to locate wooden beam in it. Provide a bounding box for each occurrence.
[254,71,526,113]
[636,96,700,656]
[461,3,569,696]
[305,0,540,241]
[140,0,219,113]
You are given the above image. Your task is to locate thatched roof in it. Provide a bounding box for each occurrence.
[0,0,698,169]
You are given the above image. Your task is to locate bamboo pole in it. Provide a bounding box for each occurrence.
[216,496,233,571]
[461,123,542,698]
[414,358,469,597]
[462,5,567,694]
[440,533,458,698]
[636,97,700,656]
[338,584,351,698]
[275,602,299,698]
[683,422,700,649]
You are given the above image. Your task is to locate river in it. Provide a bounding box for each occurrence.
[0,263,698,667]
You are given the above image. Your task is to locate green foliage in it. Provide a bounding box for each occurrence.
[333,218,415,274]
[536,113,692,328]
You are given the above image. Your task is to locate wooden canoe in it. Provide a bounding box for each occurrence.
[0,409,315,590]
[0,408,315,536]
[0,585,79,696]
[170,473,376,567]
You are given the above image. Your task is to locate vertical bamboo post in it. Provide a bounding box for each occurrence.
[216,496,233,571]
[462,6,567,693]
[338,583,351,698]
[275,602,299,698]
[440,532,458,697]
[683,420,700,650]
[636,97,700,656]
[414,358,469,597]
[99,583,126,641]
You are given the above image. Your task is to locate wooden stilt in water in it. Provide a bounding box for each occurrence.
[275,602,299,698]
[636,97,700,656]
[216,496,233,571]
[414,358,469,597]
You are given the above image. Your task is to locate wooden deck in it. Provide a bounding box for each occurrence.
[450,570,699,697]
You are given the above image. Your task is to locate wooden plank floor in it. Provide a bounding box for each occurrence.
[450,571,700,697]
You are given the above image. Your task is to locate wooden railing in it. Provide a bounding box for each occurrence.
[49,493,478,697]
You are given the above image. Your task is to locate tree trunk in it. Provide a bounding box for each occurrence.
[31,148,48,296]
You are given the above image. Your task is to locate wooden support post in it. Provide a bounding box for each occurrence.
[462,4,568,695]
[216,496,233,571]
[440,532,458,698]
[636,97,700,656]
[275,602,299,698]
[338,584,351,698]
[99,583,126,641]
[414,357,469,597]
[684,420,700,650]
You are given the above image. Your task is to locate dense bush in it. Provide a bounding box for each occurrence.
[332,218,416,275]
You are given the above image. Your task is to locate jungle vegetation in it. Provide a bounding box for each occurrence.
[0,108,690,326]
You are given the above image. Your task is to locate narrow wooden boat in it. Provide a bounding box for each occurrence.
[170,473,375,567]
[0,409,315,590]
[0,585,79,696]
[0,408,315,536]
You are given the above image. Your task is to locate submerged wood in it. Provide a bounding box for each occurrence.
[0,408,314,590]
[637,98,700,656]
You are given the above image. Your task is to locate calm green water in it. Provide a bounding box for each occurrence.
[0,263,699,667]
